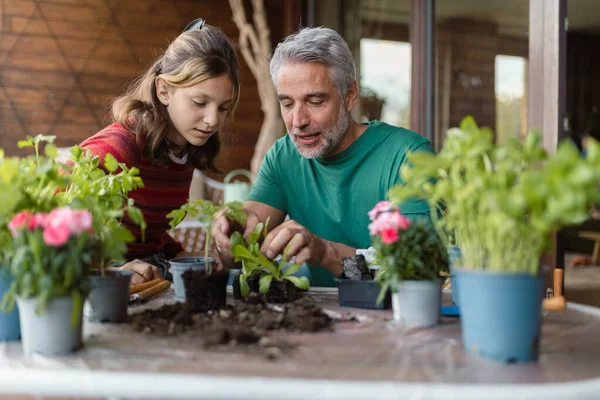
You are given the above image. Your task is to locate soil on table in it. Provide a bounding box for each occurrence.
[232,274,299,303]
[182,268,228,313]
[129,296,332,360]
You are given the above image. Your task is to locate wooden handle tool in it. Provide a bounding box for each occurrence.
[129,278,164,295]
[543,268,566,312]
[129,280,171,305]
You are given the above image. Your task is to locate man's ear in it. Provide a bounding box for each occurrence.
[155,77,171,106]
[345,80,359,111]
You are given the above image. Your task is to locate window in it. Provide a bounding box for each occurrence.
[495,55,527,144]
[360,39,411,128]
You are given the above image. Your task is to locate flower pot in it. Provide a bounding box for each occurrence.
[393,280,441,327]
[17,295,84,356]
[169,257,214,300]
[454,267,544,363]
[182,268,228,312]
[85,270,133,323]
[447,246,461,306]
[335,278,391,310]
[0,273,20,341]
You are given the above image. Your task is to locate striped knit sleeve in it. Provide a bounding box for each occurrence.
[79,123,142,170]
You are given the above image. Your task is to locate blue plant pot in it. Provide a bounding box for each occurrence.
[454,267,543,363]
[447,246,461,306]
[0,273,21,341]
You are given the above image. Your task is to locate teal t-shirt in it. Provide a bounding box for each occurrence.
[248,120,435,286]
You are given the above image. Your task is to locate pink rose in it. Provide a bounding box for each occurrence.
[8,211,35,237]
[43,224,71,247]
[368,201,399,222]
[381,228,399,244]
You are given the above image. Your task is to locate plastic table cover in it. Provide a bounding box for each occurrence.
[0,287,600,400]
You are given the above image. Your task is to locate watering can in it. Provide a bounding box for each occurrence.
[223,169,254,204]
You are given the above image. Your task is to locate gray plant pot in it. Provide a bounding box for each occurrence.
[17,295,84,356]
[85,270,133,323]
[169,257,214,300]
[392,280,441,328]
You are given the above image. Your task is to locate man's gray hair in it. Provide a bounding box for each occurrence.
[269,27,356,97]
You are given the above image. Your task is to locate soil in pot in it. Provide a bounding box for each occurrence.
[232,274,298,303]
[340,255,372,281]
[232,273,260,300]
[129,297,332,360]
[182,269,228,313]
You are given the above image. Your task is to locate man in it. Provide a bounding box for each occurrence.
[213,27,433,286]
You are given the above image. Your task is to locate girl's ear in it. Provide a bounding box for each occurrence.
[155,77,171,106]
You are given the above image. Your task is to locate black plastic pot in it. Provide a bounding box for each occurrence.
[335,278,391,310]
[86,270,133,323]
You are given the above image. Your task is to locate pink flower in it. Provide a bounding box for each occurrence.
[381,228,399,244]
[8,211,36,237]
[368,211,411,236]
[45,207,93,236]
[43,224,71,247]
[368,201,399,222]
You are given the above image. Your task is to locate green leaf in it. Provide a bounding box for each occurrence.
[239,273,250,297]
[282,262,301,276]
[17,139,33,148]
[259,275,273,294]
[104,153,119,173]
[44,144,57,158]
[248,222,263,245]
[284,275,309,290]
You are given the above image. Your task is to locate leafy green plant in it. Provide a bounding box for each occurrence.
[229,221,310,297]
[0,136,70,263]
[388,115,600,274]
[168,200,247,274]
[59,146,146,273]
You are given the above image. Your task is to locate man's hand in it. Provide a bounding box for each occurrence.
[212,207,261,257]
[111,260,163,285]
[260,220,327,266]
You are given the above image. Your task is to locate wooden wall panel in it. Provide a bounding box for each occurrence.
[0,0,293,175]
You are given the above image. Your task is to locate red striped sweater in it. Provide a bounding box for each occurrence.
[80,122,193,260]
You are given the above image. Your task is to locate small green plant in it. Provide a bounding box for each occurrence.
[229,220,310,297]
[60,146,146,274]
[388,115,600,274]
[168,200,247,274]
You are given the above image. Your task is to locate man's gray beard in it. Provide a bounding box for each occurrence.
[291,106,350,159]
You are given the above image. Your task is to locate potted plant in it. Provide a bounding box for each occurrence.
[62,146,145,323]
[4,207,99,356]
[168,200,246,310]
[389,116,600,362]
[230,220,310,303]
[369,201,448,326]
[0,136,70,341]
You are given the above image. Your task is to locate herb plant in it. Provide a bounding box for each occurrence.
[388,116,600,274]
[60,146,145,273]
[229,220,310,296]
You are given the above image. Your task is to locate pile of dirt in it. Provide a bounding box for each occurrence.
[129,295,332,360]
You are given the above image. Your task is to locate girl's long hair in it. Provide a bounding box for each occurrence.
[111,26,241,171]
